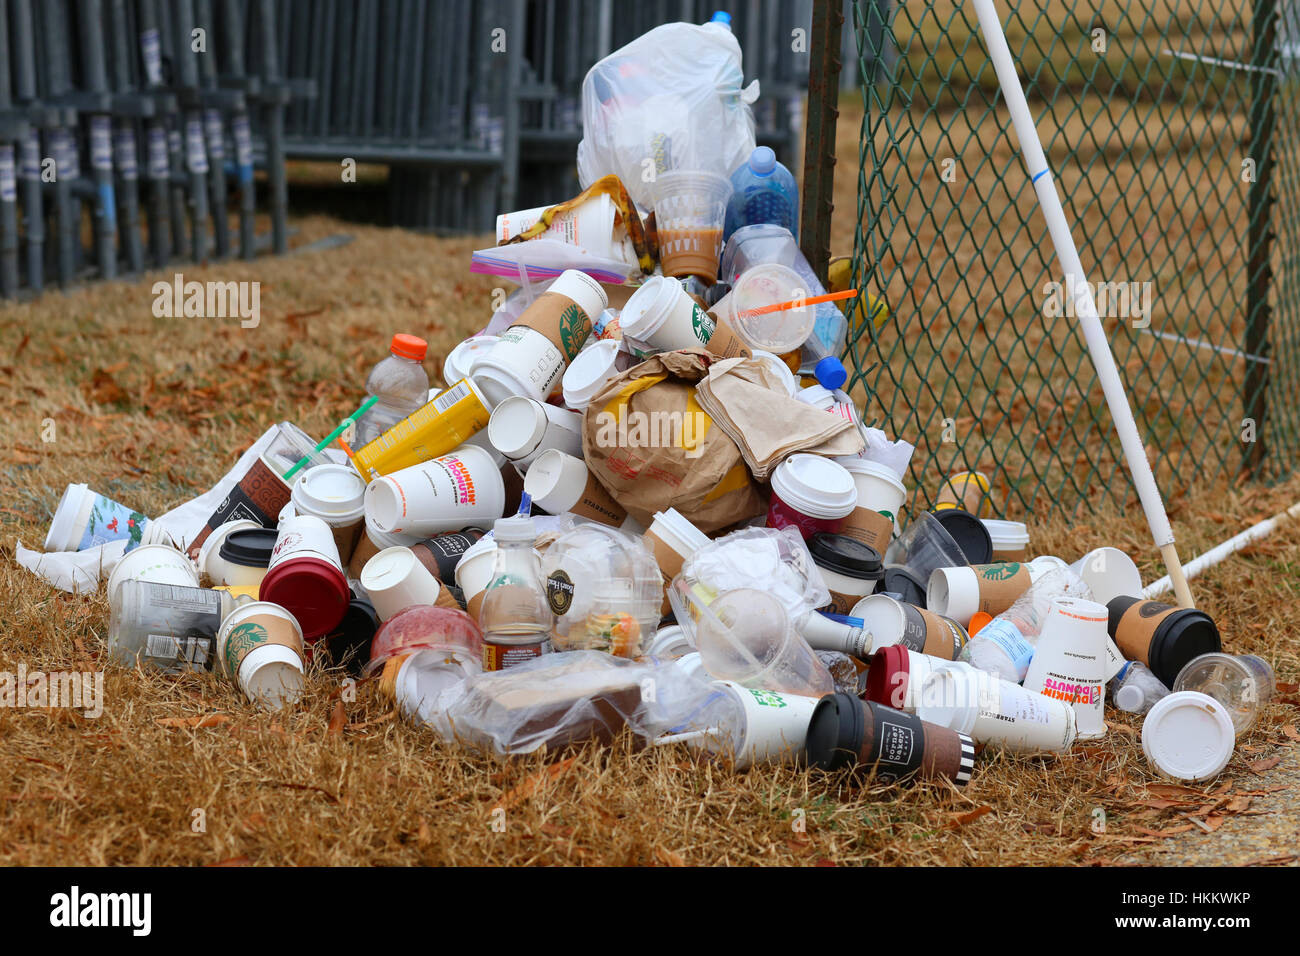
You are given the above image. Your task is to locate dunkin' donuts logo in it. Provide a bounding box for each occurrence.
[1041,677,1100,705]
[691,304,716,344]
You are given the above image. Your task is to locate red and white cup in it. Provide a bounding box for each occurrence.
[259,514,350,643]
[766,454,857,539]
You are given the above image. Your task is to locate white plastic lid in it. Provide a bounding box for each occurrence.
[443,334,500,386]
[1141,690,1236,782]
[1115,682,1145,713]
[770,455,856,519]
[493,515,536,543]
[619,276,680,343]
[293,464,365,518]
[563,338,622,409]
[487,396,548,460]
[730,263,815,353]
[981,518,1030,545]
[837,456,907,492]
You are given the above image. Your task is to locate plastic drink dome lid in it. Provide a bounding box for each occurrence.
[1142,690,1236,781]
[391,333,428,361]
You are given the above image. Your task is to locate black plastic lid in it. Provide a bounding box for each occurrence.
[809,533,884,579]
[1151,610,1220,685]
[882,567,927,608]
[325,595,381,677]
[929,508,993,565]
[805,692,861,772]
[219,528,279,567]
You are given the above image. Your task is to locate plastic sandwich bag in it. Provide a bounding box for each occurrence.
[576,20,760,210]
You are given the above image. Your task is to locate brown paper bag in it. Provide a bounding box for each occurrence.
[581,348,768,533]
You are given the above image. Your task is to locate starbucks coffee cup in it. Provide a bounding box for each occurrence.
[917,663,1077,753]
[46,482,151,552]
[837,457,905,553]
[196,519,263,584]
[217,600,306,709]
[808,533,883,616]
[1069,547,1142,605]
[1106,596,1221,687]
[487,396,584,470]
[850,593,968,660]
[442,334,500,388]
[805,693,976,786]
[562,338,625,410]
[259,514,349,641]
[291,463,366,567]
[106,543,200,601]
[453,535,500,621]
[766,454,857,539]
[694,680,821,769]
[863,645,943,713]
[472,270,607,405]
[360,546,447,622]
[1141,691,1236,781]
[524,449,627,527]
[982,519,1030,562]
[364,444,506,537]
[1022,596,1110,740]
[927,557,1059,626]
[620,275,715,355]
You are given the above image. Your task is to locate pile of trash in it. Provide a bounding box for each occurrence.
[19,13,1275,786]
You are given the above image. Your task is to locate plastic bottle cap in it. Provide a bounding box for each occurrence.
[968,611,993,635]
[814,356,848,391]
[749,146,776,175]
[390,333,428,361]
[1114,682,1144,712]
[492,515,536,543]
[710,10,732,26]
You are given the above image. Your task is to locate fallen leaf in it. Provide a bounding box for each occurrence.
[1245,853,1298,866]
[156,713,230,729]
[82,368,129,406]
[241,812,267,832]
[417,819,433,846]
[206,856,251,867]
[1134,825,1196,837]
[655,846,686,867]
[327,701,347,736]
[1284,725,1300,742]
[1248,756,1282,773]
[494,756,578,811]
[1276,682,1299,695]
[946,805,994,829]
[1225,795,1254,813]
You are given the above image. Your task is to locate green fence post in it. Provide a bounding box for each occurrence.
[800,0,844,285]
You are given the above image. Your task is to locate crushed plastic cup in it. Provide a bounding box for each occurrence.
[1172,652,1276,735]
[682,585,834,699]
[884,511,967,588]
[653,170,731,282]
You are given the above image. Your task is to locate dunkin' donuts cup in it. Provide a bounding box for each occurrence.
[837,458,905,554]
[45,483,150,553]
[850,593,969,661]
[935,471,994,517]
[864,645,943,713]
[453,535,499,621]
[360,547,451,622]
[1069,547,1142,605]
[259,514,349,641]
[364,444,506,537]
[291,463,366,567]
[653,170,731,282]
[982,519,1030,563]
[1022,596,1109,740]
[766,454,857,540]
[917,663,1077,753]
[805,693,977,787]
[217,601,306,709]
[487,396,584,470]
[472,269,608,405]
[524,450,627,527]
[690,680,821,769]
[620,276,716,355]
[106,543,201,601]
[1106,596,1222,687]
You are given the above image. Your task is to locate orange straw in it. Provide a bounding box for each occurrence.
[737,288,858,318]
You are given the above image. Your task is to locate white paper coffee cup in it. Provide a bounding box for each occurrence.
[620,275,715,354]
[1022,596,1109,740]
[487,396,584,469]
[217,600,306,710]
[712,680,820,769]
[453,535,499,621]
[524,450,627,526]
[107,543,200,602]
[360,546,446,622]
[364,444,506,537]
[918,663,1076,753]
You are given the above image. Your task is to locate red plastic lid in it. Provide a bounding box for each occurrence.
[390,333,428,361]
[863,645,911,710]
[259,556,350,639]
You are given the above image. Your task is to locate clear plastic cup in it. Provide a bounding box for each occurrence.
[884,511,968,583]
[653,170,732,282]
[686,586,834,699]
[1172,652,1276,735]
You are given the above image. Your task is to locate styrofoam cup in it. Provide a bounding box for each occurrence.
[1022,596,1109,740]
[360,546,446,622]
[487,396,584,469]
[1069,547,1142,605]
[364,444,506,537]
[107,543,200,601]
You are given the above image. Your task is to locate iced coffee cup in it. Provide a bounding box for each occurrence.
[653,170,732,283]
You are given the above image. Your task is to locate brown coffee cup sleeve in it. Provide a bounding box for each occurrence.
[839,507,893,553]
[974,564,1032,616]
[570,473,627,526]
[1115,600,1179,666]
[515,291,591,362]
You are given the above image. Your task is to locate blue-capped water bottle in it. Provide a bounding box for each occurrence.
[723,146,799,242]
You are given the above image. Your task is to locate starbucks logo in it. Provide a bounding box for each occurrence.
[980,562,1020,580]
[691,305,715,343]
[558,304,589,361]
[546,569,575,616]
[223,621,269,677]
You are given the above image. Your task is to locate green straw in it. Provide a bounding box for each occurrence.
[282,394,380,481]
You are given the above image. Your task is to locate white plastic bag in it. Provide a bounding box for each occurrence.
[576,20,760,210]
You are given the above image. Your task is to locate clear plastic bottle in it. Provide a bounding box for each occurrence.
[478,515,554,671]
[354,333,430,448]
[723,146,800,242]
[1107,661,1170,714]
[958,567,1091,682]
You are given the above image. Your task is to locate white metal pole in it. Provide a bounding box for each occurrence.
[1142,500,1300,598]
[970,0,1195,608]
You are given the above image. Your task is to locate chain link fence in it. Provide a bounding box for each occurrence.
[842,0,1299,520]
